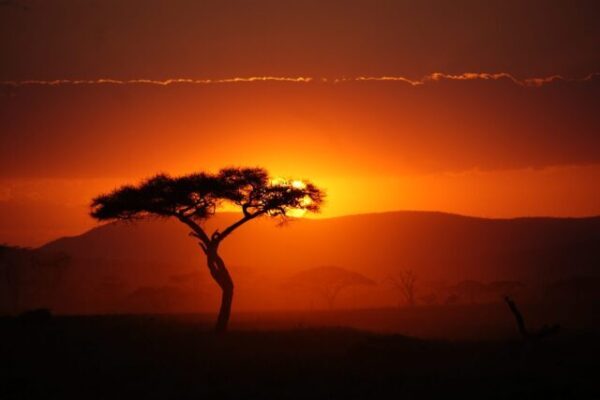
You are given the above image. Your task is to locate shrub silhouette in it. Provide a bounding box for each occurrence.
[90,167,324,333]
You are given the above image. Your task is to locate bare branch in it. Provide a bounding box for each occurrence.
[505,296,528,339]
[177,215,210,245]
[215,210,267,244]
[504,296,560,341]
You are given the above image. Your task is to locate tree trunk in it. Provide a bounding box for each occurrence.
[206,250,234,334]
[214,267,234,334]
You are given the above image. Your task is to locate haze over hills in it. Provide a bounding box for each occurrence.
[42,210,600,278]
[32,211,600,314]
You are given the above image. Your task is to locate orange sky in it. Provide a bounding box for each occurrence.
[1,0,599,246]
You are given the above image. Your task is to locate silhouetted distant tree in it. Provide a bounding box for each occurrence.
[90,167,324,333]
[450,280,487,304]
[487,280,524,296]
[387,269,417,307]
[286,266,375,309]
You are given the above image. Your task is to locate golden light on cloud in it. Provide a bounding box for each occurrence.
[2,72,597,88]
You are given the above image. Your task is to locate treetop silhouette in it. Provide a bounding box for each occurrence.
[91,167,324,333]
[286,266,376,309]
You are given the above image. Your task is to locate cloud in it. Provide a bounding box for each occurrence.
[0,76,314,87]
[346,72,600,87]
[1,72,598,88]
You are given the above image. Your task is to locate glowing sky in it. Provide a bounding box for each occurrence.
[1,0,599,246]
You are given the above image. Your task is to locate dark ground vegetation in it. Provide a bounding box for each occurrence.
[1,307,599,399]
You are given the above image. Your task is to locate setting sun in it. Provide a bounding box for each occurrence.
[291,180,306,189]
[268,178,312,217]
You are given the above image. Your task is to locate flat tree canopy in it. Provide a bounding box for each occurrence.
[91,167,322,223]
[90,167,324,332]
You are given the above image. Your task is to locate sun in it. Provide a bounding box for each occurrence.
[270,178,311,218]
[291,180,306,189]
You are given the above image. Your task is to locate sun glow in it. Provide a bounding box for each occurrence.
[269,178,311,218]
[270,177,306,188]
[291,180,306,189]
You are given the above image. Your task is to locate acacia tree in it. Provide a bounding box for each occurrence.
[388,269,416,307]
[287,266,376,309]
[91,167,324,333]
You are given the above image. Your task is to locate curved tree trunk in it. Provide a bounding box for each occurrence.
[213,262,233,334]
[206,250,234,334]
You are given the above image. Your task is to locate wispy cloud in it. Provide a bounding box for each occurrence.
[1,72,598,88]
[344,72,600,87]
[0,76,314,87]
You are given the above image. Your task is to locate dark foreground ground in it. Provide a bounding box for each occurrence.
[1,310,599,399]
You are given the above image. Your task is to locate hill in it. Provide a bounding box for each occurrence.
[31,211,600,314]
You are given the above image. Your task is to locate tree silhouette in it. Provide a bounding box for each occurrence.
[387,269,417,307]
[90,167,324,333]
[286,266,375,309]
[450,280,487,304]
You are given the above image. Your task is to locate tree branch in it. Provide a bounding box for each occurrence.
[215,210,267,244]
[242,203,251,218]
[504,296,560,341]
[505,296,528,339]
[176,214,210,245]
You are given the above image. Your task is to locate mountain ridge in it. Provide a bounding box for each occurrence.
[2,210,596,314]
[39,209,600,250]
